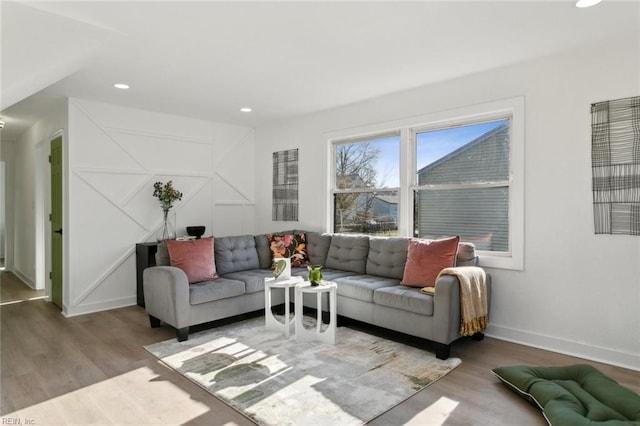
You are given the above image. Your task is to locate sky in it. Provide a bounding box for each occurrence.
[371,119,507,188]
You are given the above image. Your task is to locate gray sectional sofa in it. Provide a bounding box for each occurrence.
[143,231,491,359]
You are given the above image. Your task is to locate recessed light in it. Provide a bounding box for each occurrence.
[113,83,130,89]
[240,107,252,113]
[576,0,602,8]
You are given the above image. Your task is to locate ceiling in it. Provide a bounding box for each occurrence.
[1,0,639,142]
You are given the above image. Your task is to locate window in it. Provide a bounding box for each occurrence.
[413,119,511,252]
[328,97,524,270]
[332,134,400,235]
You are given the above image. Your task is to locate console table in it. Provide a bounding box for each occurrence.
[135,242,158,307]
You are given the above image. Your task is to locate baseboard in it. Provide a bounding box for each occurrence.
[11,268,36,289]
[63,296,138,317]
[487,324,640,371]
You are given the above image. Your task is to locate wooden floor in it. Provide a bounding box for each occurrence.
[1,270,638,425]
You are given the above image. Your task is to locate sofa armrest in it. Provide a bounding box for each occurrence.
[432,272,492,344]
[143,266,190,329]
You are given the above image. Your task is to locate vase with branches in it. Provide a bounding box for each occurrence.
[153,180,182,241]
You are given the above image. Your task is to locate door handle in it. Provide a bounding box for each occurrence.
[54,229,63,235]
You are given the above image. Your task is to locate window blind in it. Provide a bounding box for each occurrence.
[591,95,640,235]
[414,120,511,252]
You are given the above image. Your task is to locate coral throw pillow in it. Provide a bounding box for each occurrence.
[166,237,218,284]
[401,236,460,288]
[268,233,309,268]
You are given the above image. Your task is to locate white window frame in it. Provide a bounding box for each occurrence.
[326,96,524,271]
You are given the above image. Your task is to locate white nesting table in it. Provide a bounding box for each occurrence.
[294,281,337,344]
[264,276,303,338]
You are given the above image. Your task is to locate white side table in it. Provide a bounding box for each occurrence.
[264,276,303,338]
[294,281,337,344]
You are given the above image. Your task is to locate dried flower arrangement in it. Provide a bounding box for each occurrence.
[153,180,183,209]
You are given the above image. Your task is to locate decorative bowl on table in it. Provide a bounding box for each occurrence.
[186,226,206,239]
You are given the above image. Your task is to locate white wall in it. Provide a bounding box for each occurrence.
[65,99,256,316]
[255,35,640,369]
[3,100,67,288]
[0,141,15,271]
[0,161,5,259]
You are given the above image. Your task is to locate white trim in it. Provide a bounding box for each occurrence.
[63,296,137,318]
[215,170,254,204]
[70,101,147,170]
[11,268,35,289]
[72,169,211,232]
[412,181,509,191]
[325,138,335,232]
[488,324,640,372]
[331,130,401,146]
[214,201,257,206]
[104,127,211,145]
[399,128,412,237]
[71,248,136,306]
[333,188,400,194]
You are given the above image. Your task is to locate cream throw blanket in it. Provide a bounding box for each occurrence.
[435,266,489,336]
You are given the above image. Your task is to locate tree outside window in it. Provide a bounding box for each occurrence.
[333,136,399,235]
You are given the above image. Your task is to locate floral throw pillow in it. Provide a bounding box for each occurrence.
[268,233,309,268]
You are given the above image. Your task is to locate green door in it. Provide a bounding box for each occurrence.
[51,136,63,309]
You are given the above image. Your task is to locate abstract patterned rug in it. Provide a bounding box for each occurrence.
[145,316,461,426]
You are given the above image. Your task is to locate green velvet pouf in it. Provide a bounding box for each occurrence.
[492,364,640,425]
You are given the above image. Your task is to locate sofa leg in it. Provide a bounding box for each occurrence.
[149,315,161,328]
[176,327,189,342]
[434,343,450,360]
[471,332,485,341]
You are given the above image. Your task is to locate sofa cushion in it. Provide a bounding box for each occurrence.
[335,275,401,303]
[254,234,272,269]
[366,237,409,279]
[401,236,460,287]
[290,267,359,282]
[325,234,370,274]
[305,231,332,266]
[268,233,309,267]
[258,234,477,270]
[166,237,219,284]
[189,278,245,305]
[222,269,274,294]
[457,242,478,267]
[464,233,493,251]
[214,235,260,275]
[374,285,434,316]
[492,364,640,425]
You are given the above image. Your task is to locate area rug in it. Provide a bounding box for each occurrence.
[145,316,461,426]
